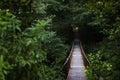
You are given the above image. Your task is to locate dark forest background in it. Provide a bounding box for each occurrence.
[0,0,120,80]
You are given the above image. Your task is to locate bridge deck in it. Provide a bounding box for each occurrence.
[67,44,87,80]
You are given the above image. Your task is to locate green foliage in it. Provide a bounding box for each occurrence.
[87,40,120,80]
[0,55,11,80]
[0,9,68,80]
[0,0,50,28]
[82,0,120,80]
[86,52,112,80]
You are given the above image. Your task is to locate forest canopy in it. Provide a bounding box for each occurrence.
[0,0,120,80]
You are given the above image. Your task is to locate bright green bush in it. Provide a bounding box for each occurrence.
[0,9,68,80]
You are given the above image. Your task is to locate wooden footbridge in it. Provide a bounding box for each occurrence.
[65,39,104,80]
[57,28,104,80]
[66,39,89,80]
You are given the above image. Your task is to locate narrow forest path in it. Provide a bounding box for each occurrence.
[67,40,87,80]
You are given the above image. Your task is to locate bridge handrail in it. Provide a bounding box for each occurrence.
[80,42,90,65]
[62,42,74,69]
[55,42,74,78]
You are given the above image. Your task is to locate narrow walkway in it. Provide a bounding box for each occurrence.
[67,41,87,80]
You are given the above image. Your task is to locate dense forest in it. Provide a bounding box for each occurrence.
[0,0,120,80]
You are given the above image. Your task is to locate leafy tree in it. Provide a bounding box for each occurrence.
[84,0,120,80]
[0,7,68,80]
